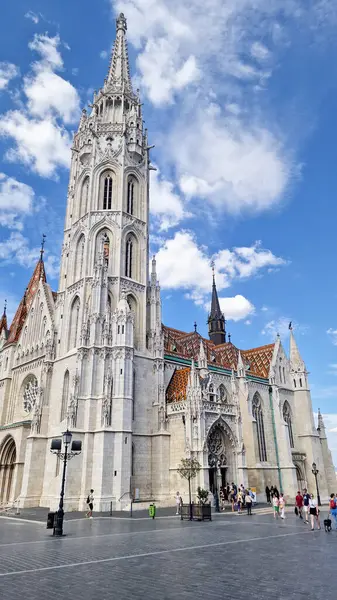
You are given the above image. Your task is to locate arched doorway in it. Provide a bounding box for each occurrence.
[0,436,17,504]
[207,421,235,493]
[295,464,306,492]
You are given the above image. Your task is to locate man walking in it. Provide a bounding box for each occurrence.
[295,490,303,519]
[265,486,271,504]
[329,493,337,530]
[86,489,94,518]
[303,488,310,524]
[245,490,253,515]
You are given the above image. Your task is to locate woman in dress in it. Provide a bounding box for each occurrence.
[309,493,321,530]
[273,494,279,519]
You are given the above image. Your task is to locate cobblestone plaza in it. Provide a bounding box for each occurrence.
[0,509,334,599]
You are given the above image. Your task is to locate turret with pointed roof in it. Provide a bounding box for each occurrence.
[106,13,133,92]
[208,268,226,345]
[289,328,306,373]
[0,300,8,339]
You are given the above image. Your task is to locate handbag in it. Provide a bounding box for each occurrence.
[294,506,298,516]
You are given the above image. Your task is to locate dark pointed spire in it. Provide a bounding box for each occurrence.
[208,262,226,345]
[0,299,8,337]
[40,233,46,262]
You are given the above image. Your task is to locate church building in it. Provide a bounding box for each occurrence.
[0,14,335,510]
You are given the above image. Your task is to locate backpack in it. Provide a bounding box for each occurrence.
[329,498,336,510]
[86,495,90,504]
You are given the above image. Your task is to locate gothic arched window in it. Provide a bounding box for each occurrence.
[125,236,133,278]
[74,234,85,282]
[209,384,215,402]
[68,297,80,350]
[283,400,294,448]
[81,177,90,216]
[127,177,135,215]
[252,393,267,462]
[60,370,69,422]
[103,174,112,210]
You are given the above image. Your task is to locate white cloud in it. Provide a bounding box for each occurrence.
[0,62,19,91]
[215,241,287,279]
[28,33,63,69]
[150,168,190,230]
[218,295,255,321]
[251,41,270,61]
[0,231,59,279]
[25,11,39,24]
[24,33,80,124]
[327,328,337,346]
[0,33,78,177]
[262,317,306,340]
[174,106,292,214]
[0,111,72,177]
[100,50,108,59]
[155,230,285,317]
[0,173,34,213]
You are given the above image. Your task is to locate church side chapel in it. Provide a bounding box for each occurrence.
[0,14,335,511]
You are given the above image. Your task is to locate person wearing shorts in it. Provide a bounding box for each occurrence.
[303,488,310,523]
[273,494,279,518]
[86,489,94,518]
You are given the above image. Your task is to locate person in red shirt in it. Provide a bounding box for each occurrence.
[295,490,304,519]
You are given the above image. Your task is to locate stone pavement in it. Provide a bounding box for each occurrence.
[0,508,334,600]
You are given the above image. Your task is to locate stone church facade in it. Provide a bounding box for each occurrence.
[0,14,335,510]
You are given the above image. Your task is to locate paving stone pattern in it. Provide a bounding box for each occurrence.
[0,510,335,600]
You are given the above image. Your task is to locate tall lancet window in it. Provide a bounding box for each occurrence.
[60,370,69,422]
[74,235,85,282]
[125,236,133,278]
[68,297,81,350]
[81,177,90,216]
[283,400,294,448]
[252,393,267,462]
[103,175,112,210]
[127,179,134,214]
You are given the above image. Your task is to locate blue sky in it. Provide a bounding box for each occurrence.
[1,1,337,462]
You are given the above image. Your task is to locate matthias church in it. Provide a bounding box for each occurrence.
[0,15,335,510]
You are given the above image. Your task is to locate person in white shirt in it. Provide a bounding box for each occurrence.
[175,492,181,515]
[86,489,94,518]
[279,493,286,519]
[309,494,321,530]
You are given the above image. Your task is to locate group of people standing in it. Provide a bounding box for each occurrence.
[219,483,254,515]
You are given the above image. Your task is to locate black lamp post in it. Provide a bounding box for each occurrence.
[311,462,321,506]
[50,430,82,536]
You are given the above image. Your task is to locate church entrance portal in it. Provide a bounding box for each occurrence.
[0,436,17,505]
[207,423,231,493]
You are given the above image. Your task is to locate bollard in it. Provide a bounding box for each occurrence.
[149,502,156,519]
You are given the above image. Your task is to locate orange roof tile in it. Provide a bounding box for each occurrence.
[166,368,190,402]
[163,324,274,379]
[6,258,47,346]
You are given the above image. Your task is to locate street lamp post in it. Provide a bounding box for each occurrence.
[50,430,82,536]
[311,462,321,506]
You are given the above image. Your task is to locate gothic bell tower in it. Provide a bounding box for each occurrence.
[51,13,152,510]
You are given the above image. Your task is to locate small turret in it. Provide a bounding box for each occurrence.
[207,264,226,345]
[237,351,245,378]
[198,339,208,376]
[289,327,308,390]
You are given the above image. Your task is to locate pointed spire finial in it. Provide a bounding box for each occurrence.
[40,234,46,260]
[116,12,127,32]
[210,260,215,283]
[3,299,7,316]
[228,333,231,343]
[194,321,197,333]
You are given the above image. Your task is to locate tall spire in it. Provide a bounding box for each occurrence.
[289,328,305,372]
[107,13,133,92]
[208,262,226,345]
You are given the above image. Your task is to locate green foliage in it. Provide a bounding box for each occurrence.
[197,487,209,504]
[177,457,201,481]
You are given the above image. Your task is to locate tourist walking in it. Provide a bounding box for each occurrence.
[309,494,320,530]
[175,491,181,515]
[295,490,303,519]
[245,490,253,515]
[329,493,337,530]
[279,493,286,519]
[303,488,310,523]
[86,489,94,518]
[273,494,279,519]
[265,486,271,504]
[237,490,243,514]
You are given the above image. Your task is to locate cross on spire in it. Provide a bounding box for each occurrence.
[40,234,46,260]
[3,298,7,315]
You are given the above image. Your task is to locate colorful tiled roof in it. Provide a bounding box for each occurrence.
[5,258,47,346]
[163,325,274,379]
[166,367,190,402]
